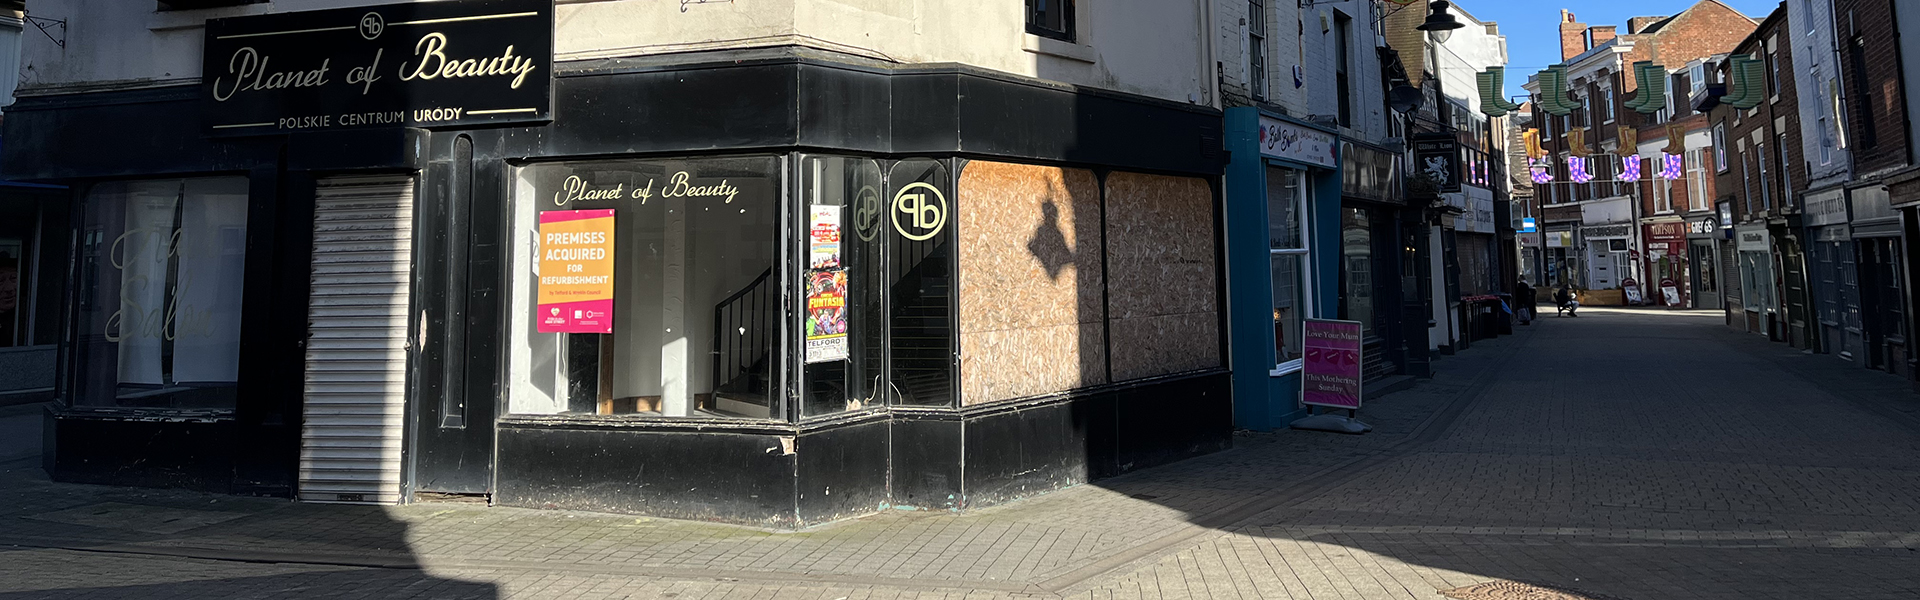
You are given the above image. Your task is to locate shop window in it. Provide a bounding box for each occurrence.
[72,178,249,409]
[1338,208,1374,337]
[1741,249,1775,313]
[0,201,37,347]
[1693,243,1717,293]
[507,157,781,419]
[799,157,886,417]
[1267,167,1310,372]
[886,160,956,407]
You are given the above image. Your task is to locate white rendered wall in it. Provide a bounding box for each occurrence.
[16,0,1211,105]
[1785,0,1852,188]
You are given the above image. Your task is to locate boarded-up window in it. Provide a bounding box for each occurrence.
[955,162,1106,405]
[1105,173,1221,381]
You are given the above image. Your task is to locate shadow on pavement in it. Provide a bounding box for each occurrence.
[0,402,499,600]
[1076,310,1920,600]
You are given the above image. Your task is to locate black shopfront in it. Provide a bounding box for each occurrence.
[1337,140,1425,380]
[11,1,1232,527]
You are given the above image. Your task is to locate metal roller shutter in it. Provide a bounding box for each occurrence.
[299,175,415,504]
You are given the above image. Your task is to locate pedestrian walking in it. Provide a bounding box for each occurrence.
[1515,280,1536,325]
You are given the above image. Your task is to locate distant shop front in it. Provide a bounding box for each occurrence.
[1224,110,1342,431]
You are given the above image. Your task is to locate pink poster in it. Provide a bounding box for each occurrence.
[537,209,616,334]
[1301,318,1363,409]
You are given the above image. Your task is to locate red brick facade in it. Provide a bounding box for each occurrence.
[1834,0,1911,178]
[1710,7,1806,225]
[1531,1,1752,221]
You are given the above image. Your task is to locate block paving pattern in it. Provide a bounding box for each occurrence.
[3,309,1919,599]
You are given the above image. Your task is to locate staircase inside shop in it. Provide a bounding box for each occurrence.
[709,268,774,417]
[890,261,952,405]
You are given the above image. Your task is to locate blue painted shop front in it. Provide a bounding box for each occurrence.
[1223,108,1344,431]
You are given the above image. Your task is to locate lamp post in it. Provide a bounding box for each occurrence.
[1417,1,1464,43]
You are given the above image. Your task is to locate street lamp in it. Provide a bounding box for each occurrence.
[1417,0,1464,44]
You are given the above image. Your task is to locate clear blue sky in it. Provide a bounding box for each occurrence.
[1454,0,1785,97]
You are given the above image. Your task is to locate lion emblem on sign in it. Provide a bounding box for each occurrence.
[1423,156,1451,186]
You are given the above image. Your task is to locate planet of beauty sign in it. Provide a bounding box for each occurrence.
[1301,318,1364,410]
[537,209,615,334]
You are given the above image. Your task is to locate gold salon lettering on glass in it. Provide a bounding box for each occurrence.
[200,0,553,135]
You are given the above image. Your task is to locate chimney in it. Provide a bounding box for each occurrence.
[1627,16,1666,35]
[1560,10,1588,61]
[1589,25,1617,48]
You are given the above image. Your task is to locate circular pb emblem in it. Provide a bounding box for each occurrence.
[890,182,947,242]
[359,12,386,40]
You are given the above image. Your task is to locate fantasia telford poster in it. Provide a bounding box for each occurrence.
[804,270,849,363]
[537,209,615,334]
[1301,318,1363,409]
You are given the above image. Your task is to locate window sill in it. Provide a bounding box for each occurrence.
[1270,358,1304,377]
[149,3,273,31]
[1023,34,1097,64]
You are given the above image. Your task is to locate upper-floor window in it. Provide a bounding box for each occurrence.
[1690,64,1707,96]
[1714,123,1729,172]
[1335,13,1353,128]
[1778,133,1793,199]
[1654,168,1674,213]
[1766,39,1781,100]
[1249,0,1268,101]
[1603,88,1616,123]
[1687,148,1709,211]
[1849,21,1878,148]
[1027,0,1075,42]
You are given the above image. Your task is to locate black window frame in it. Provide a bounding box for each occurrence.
[1334,12,1352,128]
[1249,0,1268,101]
[1026,0,1076,43]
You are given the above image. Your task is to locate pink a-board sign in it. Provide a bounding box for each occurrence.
[1300,318,1363,409]
[537,209,616,334]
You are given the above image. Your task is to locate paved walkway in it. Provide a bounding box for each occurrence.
[4,308,1919,599]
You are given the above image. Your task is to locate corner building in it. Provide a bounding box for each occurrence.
[7,0,1231,527]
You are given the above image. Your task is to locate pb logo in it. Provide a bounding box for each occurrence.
[359,12,386,40]
[891,182,947,241]
[853,186,883,242]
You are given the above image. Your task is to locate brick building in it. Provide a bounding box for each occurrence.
[1707,6,1811,348]
[1522,2,1751,306]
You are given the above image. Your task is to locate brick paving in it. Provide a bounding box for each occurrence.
[4,308,1920,598]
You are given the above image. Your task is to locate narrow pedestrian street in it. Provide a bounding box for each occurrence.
[5,309,1919,599]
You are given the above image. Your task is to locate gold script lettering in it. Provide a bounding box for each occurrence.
[398,32,539,90]
[553,175,625,207]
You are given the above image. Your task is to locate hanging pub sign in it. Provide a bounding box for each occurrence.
[1413,134,1461,194]
[201,0,553,135]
